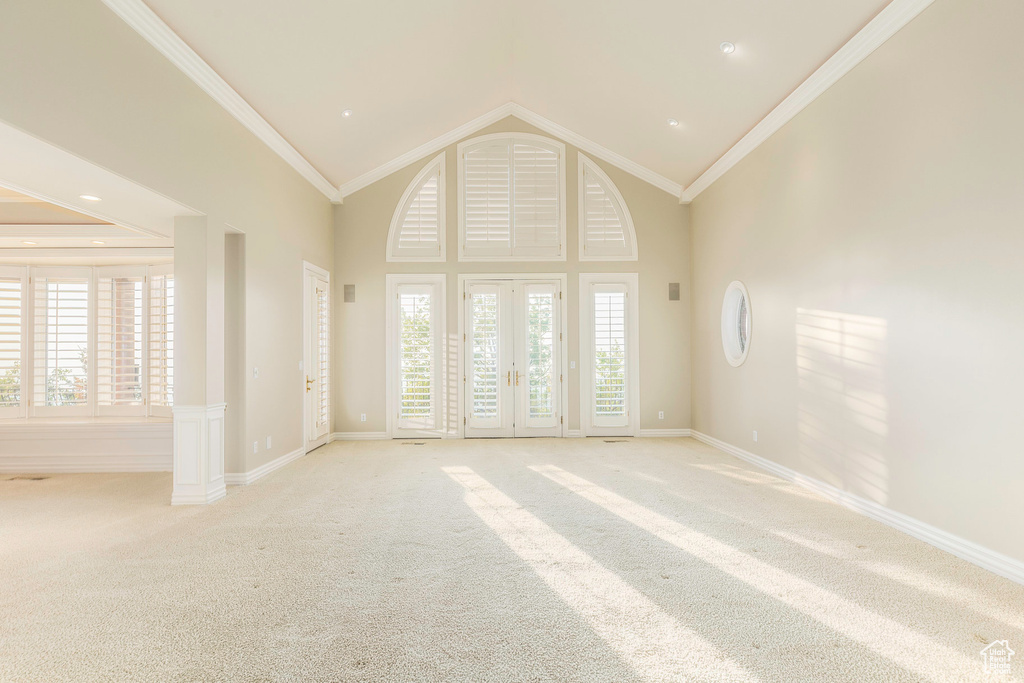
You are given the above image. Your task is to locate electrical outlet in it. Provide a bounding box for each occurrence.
[252,367,260,379]
[658,411,664,420]
[570,361,576,369]
[360,413,367,422]
[266,436,272,449]
[753,430,758,443]
[252,441,258,454]
[298,360,303,371]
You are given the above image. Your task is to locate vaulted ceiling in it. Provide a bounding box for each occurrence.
[138,0,893,196]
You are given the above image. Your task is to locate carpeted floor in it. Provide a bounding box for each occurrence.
[1,437,1021,682]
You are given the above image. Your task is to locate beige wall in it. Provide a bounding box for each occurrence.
[335,117,690,434]
[0,0,333,472]
[690,0,1024,562]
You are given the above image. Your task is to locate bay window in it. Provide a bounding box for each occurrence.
[0,265,173,419]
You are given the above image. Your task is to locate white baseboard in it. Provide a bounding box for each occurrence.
[330,431,389,441]
[567,429,582,438]
[690,430,1024,586]
[224,447,304,486]
[640,428,692,437]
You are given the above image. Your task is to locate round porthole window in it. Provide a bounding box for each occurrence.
[721,281,751,367]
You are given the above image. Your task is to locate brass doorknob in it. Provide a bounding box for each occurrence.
[306,376,315,392]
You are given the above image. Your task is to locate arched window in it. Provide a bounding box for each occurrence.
[457,133,566,261]
[578,154,637,261]
[387,152,445,262]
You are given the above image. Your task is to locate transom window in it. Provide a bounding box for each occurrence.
[457,133,566,261]
[387,152,446,262]
[578,154,638,261]
[0,265,173,419]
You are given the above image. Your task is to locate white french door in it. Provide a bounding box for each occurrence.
[464,277,562,437]
[304,264,330,451]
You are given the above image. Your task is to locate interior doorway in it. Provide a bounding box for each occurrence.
[460,275,567,438]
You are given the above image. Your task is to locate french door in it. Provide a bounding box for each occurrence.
[464,278,563,437]
[304,263,330,451]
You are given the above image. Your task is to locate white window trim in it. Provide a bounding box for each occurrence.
[386,273,446,439]
[0,264,172,421]
[457,132,567,262]
[454,273,569,439]
[578,273,641,437]
[578,153,638,262]
[386,152,447,262]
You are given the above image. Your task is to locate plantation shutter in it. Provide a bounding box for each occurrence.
[0,268,26,416]
[315,278,330,430]
[33,269,91,413]
[463,139,512,255]
[579,155,636,261]
[96,269,145,413]
[389,153,445,261]
[148,269,174,415]
[592,284,628,427]
[460,133,564,259]
[512,141,561,256]
[396,284,437,430]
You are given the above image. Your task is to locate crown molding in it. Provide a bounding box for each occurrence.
[100,0,341,204]
[508,105,682,198]
[339,102,682,200]
[680,0,936,203]
[338,103,516,198]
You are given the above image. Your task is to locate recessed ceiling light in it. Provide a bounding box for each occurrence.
[720,41,736,54]
[22,241,37,245]
[79,194,102,201]
[341,109,353,119]
[92,240,105,245]
[667,118,680,127]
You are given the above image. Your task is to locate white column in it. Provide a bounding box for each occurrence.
[171,216,226,505]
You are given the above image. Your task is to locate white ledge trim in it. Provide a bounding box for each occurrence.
[680,0,935,203]
[640,428,692,437]
[338,103,683,200]
[690,430,1024,586]
[100,0,340,203]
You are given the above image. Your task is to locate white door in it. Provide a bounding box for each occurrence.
[304,265,330,451]
[465,278,562,437]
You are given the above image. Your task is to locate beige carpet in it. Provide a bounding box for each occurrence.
[1,437,1021,682]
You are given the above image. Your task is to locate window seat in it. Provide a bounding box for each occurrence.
[0,417,172,474]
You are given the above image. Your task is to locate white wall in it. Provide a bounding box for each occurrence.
[690,0,1024,563]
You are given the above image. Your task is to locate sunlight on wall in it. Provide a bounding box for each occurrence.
[530,464,979,681]
[442,466,756,682]
[795,308,889,504]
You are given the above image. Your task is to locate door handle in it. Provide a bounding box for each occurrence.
[306,375,315,393]
[507,371,511,386]
[516,371,520,386]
